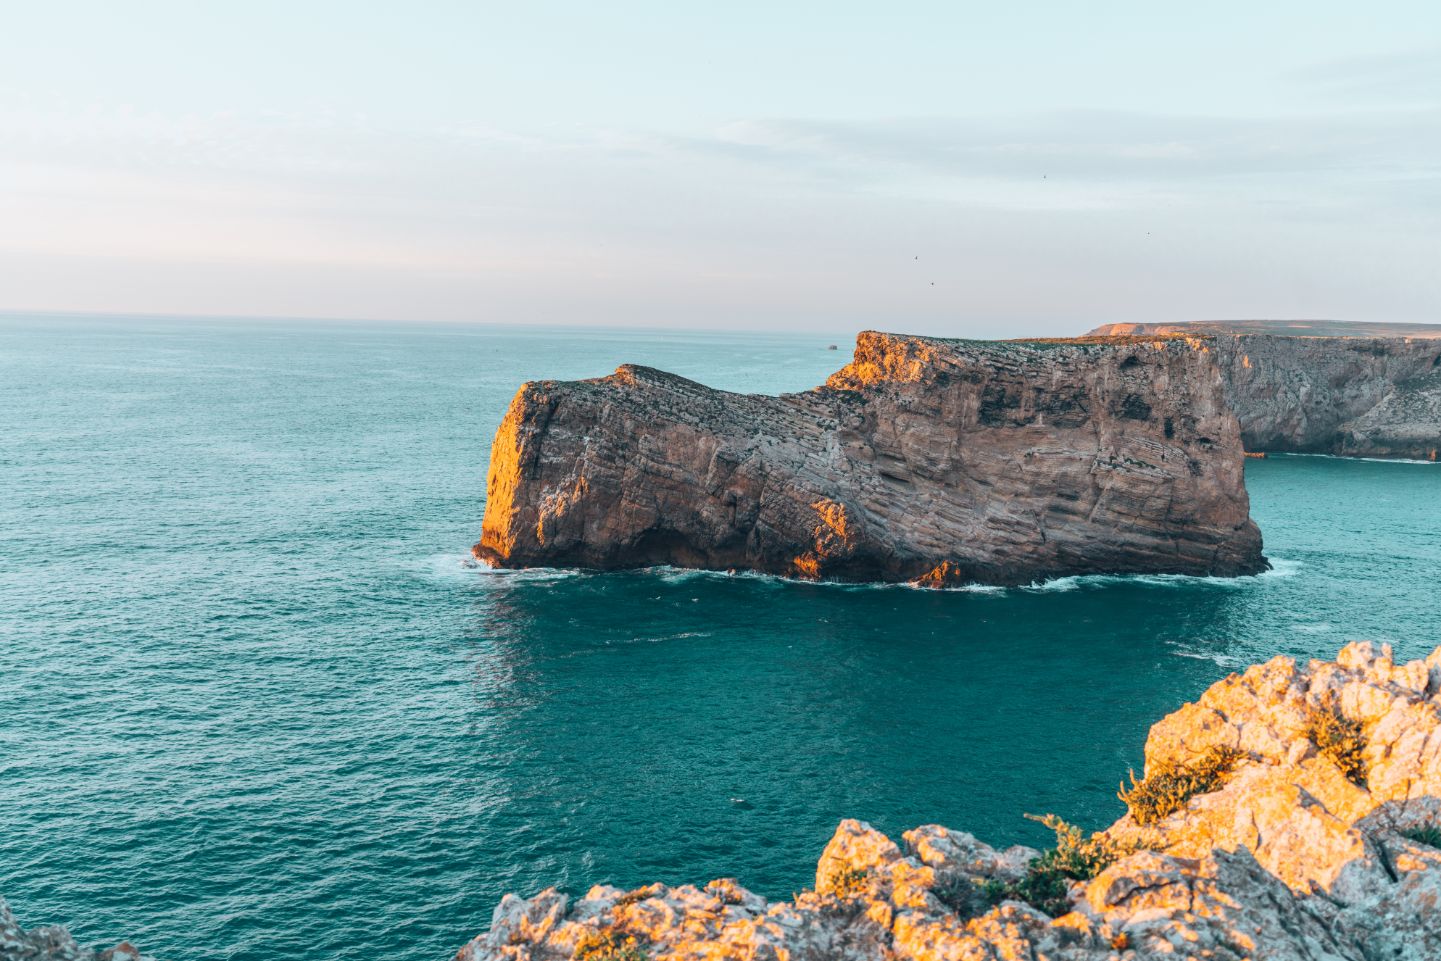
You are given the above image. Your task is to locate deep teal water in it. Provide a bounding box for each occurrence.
[2,316,1439,961]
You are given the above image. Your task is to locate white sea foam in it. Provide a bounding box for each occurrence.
[1258,557,1303,578]
[1268,452,1439,466]
[1018,557,1301,592]
[442,555,1302,594]
[477,566,583,583]
[424,553,583,583]
[1166,645,1248,669]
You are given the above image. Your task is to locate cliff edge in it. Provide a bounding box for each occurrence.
[475,332,1266,586]
[458,640,1441,961]
[1090,321,1441,459]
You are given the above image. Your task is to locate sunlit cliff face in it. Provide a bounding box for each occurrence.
[474,331,1264,586]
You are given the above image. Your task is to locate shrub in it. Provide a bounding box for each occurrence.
[981,815,1137,918]
[1305,700,1368,787]
[1401,823,1441,849]
[575,930,648,961]
[930,874,982,916]
[1118,745,1244,825]
[828,866,870,900]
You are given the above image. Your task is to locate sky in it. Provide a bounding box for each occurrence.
[1,1,1438,336]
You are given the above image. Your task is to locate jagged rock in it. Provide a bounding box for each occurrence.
[1091,321,1441,459]
[0,901,148,961]
[456,642,1441,961]
[476,332,1266,585]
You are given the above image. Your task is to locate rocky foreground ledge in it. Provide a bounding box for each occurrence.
[458,641,1441,961]
[0,900,147,961]
[477,332,1265,586]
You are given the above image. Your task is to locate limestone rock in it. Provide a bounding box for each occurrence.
[1090,321,1441,459]
[457,642,1441,961]
[476,332,1266,585]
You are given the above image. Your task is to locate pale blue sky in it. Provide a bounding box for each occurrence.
[2,1,1438,334]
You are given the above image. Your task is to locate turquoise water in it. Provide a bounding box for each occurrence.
[2,316,1439,961]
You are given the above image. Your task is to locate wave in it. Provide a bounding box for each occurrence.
[1165,643,1248,669]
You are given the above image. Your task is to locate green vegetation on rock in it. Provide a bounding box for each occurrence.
[1118,745,1245,825]
[978,815,1138,918]
[1305,700,1368,787]
[575,930,649,961]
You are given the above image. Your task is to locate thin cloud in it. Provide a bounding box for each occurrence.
[1290,48,1441,102]
[684,108,1441,188]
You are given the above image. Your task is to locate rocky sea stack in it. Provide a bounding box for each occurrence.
[459,641,1441,961]
[475,332,1266,586]
[1091,320,1441,460]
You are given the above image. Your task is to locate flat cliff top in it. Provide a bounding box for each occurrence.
[1089,319,1441,339]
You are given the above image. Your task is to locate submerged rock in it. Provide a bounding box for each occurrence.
[476,331,1266,586]
[1091,320,1441,459]
[0,901,149,961]
[457,641,1441,961]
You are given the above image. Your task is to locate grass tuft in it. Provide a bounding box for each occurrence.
[1118,745,1244,825]
[1401,823,1441,849]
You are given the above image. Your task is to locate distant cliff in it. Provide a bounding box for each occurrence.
[1091,321,1441,459]
[459,641,1441,961]
[476,331,1265,586]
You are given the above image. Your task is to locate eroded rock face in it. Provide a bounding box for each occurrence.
[476,332,1266,586]
[456,642,1441,961]
[1091,321,1441,459]
[0,900,149,961]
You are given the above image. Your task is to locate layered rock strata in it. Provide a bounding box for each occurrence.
[458,641,1441,961]
[1091,321,1441,459]
[476,332,1266,586]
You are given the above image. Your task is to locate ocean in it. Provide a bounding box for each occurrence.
[2,315,1438,961]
